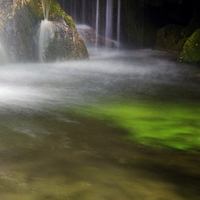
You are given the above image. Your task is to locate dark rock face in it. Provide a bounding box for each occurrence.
[0,0,89,62]
[120,0,200,62]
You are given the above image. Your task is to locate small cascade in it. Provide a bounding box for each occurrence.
[95,0,99,48]
[117,0,121,49]
[39,0,53,61]
[12,0,16,15]
[58,0,120,48]
[105,0,113,46]
[0,42,7,65]
[13,0,25,15]
[21,0,25,7]
[41,0,52,20]
[39,19,54,61]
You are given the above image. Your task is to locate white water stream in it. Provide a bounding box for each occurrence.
[105,0,113,41]
[117,0,121,48]
[95,0,99,48]
[39,0,53,62]
[38,19,54,61]
[0,42,7,65]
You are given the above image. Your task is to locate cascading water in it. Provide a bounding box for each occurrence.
[105,0,113,42]
[21,0,25,7]
[58,0,121,48]
[41,0,51,20]
[39,20,54,61]
[0,42,7,65]
[39,0,53,61]
[13,0,25,15]
[95,0,99,48]
[117,0,121,48]
[12,0,16,15]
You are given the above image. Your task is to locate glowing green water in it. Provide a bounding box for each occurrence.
[81,101,200,151]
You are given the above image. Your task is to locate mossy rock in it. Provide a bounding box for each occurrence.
[0,0,89,62]
[181,23,200,38]
[155,24,185,53]
[179,29,200,63]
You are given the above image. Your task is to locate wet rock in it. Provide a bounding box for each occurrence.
[0,0,89,62]
[77,25,115,48]
[179,28,200,63]
[155,24,186,53]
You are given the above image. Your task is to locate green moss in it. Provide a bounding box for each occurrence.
[23,0,75,27]
[179,29,200,63]
[49,0,75,27]
[155,24,185,52]
[78,101,200,152]
[3,0,88,62]
[181,23,200,38]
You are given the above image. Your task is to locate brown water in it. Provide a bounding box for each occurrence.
[0,48,200,199]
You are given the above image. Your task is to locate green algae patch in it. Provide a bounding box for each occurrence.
[179,29,200,63]
[81,102,200,152]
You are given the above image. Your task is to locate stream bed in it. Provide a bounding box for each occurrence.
[0,48,200,199]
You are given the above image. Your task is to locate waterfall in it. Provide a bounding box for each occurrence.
[105,0,113,46]
[39,20,54,61]
[12,0,16,15]
[95,0,99,47]
[21,0,25,7]
[41,0,52,20]
[0,42,7,65]
[117,0,121,48]
[39,0,53,61]
[13,0,26,14]
[105,0,113,39]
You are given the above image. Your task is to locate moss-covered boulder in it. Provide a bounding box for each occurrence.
[155,24,186,53]
[179,29,200,63]
[181,23,200,38]
[0,0,89,62]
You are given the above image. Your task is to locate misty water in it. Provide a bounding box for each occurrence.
[0,48,200,200]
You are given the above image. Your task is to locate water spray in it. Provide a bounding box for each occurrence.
[39,0,53,61]
[41,0,52,20]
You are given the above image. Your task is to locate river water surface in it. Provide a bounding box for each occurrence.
[0,48,200,199]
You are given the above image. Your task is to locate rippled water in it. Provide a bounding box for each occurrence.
[0,48,200,199]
